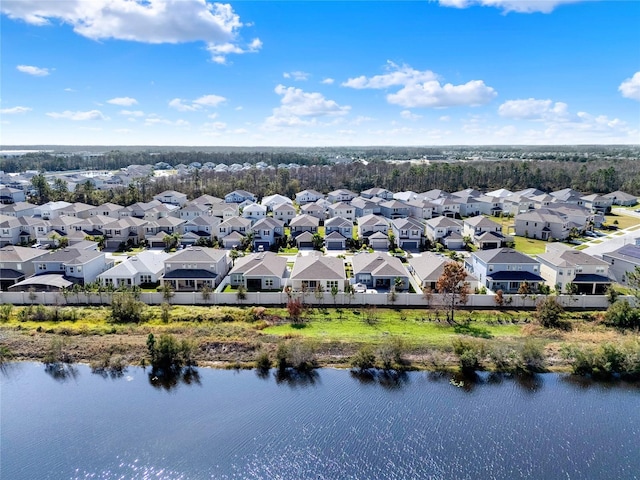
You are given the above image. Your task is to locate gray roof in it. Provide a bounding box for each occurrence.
[473,248,539,264]
[167,247,228,263]
[352,253,406,278]
[538,249,608,268]
[228,252,287,277]
[0,245,50,262]
[409,253,477,284]
[291,253,345,280]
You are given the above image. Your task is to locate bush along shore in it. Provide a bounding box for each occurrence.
[1,302,639,381]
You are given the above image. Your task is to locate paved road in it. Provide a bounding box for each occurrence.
[581,209,640,258]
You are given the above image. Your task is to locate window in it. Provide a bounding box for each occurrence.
[115,230,121,236]
[77,266,82,272]
[69,267,74,273]
[39,264,46,271]
[265,279,274,287]
[327,280,338,290]
[16,263,22,271]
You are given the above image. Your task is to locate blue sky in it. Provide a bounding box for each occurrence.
[1,0,638,146]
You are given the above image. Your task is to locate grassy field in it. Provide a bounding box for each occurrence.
[0,304,634,372]
[513,236,548,255]
[604,212,640,230]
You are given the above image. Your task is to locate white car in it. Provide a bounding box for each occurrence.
[353,283,367,293]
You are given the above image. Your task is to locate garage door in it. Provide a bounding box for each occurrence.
[255,241,270,250]
[299,241,313,248]
[327,242,344,250]
[402,241,418,250]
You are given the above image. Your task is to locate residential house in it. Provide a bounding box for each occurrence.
[405,199,435,220]
[181,215,221,245]
[59,202,94,219]
[425,216,464,250]
[581,194,613,214]
[0,245,50,290]
[327,202,356,221]
[368,231,390,251]
[325,231,348,250]
[463,216,510,250]
[327,189,357,203]
[325,216,353,239]
[295,231,316,249]
[602,244,640,285]
[87,202,123,218]
[290,252,347,292]
[242,203,268,223]
[468,248,543,294]
[211,202,239,219]
[191,194,224,208]
[550,188,584,206]
[603,190,637,206]
[289,214,319,236]
[252,217,285,251]
[360,187,394,200]
[514,209,570,240]
[145,217,186,248]
[0,201,37,218]
[153,190,188,207]
[390,217,424,251]
[300,202,326,220]
[225,190,257,204]
[0,214,25,246]
[17,248,113,290]
[102,217,147,249]
[34,201,73,220]
[216,217,252,248]
[357,214,389,239]
[537,244,610,294]
[176,202,210,220]
[0,186,26,204]
[161,247,230,291]
[273,203,297,225]
[97,251,170,288]
[261,194,293,210]
[351,252,409,291]
[430,197,462,217]
[380,199,411,220]
[408,253,478,292]
[228,252,287,291]
[351,197,381,217]
[295,189,324,204]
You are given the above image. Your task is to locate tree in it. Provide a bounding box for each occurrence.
[160,302,171,324]
[201,285,212,303]
[111,291,146,323]
[626,266,640,301]
[287,297,305,323]
[229,248,241,266]
[312,233,324,251]
[330,284,339,305]
[31,173,51,204]
[535,296,565,329]
[314,284,325,304]
[604,300,640,329]
[236,284,247,302]
[160,282,175,303]
[436,261,470,325]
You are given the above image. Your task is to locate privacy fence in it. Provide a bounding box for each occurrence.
[0,291,624,310]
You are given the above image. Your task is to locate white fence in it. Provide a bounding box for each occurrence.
[0,290,623,310]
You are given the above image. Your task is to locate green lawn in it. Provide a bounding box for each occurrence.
[264,308,524,348]
[513,236,548,255]
[604,213,640,230]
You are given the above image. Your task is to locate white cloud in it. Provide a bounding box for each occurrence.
[16,64,50,76]
[265,85,350,128]
[400,110,422,120]
[107,97,138,106]
[387,79,497,108]
[115,128,134,134]
[498,98,569,120]
[119,110,145,117]
[439,115,451,122]
[619,72,640,101]
[207,37,262,64]
[435,0,585,14]
[64,88,75,92]
[2,0,260,63]
[344,62,496,108]
[46,110,107,121]
[145,114,189,127]
[321,78,335,85]
[0,106,32,114]
[343,61,437,89]
[283,71,310,81]
[169,94,226,112]
[194,94,226,107]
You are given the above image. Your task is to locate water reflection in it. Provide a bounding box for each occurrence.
[560,373,640,392]
[91,365,128,380]
[148,366,201,391]
[350,369,411,390]
[44,362,79,383]
[273,368,320,388]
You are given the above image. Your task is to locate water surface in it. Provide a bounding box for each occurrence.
[2,363,639,479]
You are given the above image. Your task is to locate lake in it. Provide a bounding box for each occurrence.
[1,363,639,479]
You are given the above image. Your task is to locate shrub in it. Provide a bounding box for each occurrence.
[452,338,484,372]
[519,340,546,373]
[351,345,376,371]
[111,292,146,323]
[535,296,565,329]
[377,337,406,371]
[604,300,640,329]
[255,351,272,371]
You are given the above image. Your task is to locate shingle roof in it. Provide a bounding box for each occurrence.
[291,253,345,280]
[473,248,539,264]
